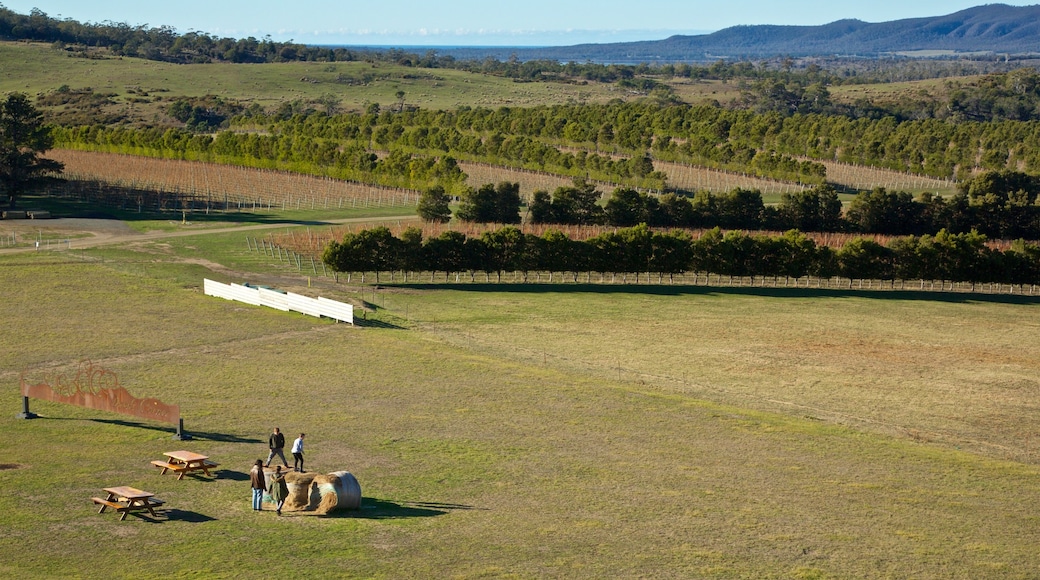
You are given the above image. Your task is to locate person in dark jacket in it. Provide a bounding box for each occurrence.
[249,459,266,511]
[266,427,288,468]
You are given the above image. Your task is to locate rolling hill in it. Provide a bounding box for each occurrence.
[439,4,1040,62]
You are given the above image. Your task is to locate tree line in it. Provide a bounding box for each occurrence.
[218,99,1040,182]
[54,90,1040,194]
[51,106,1040,240]
[321,224,1040,287]
[423,171,1040,241]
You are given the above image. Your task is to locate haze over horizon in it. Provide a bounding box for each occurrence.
[2,1,1039,46]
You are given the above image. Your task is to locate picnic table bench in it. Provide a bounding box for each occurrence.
[152,450,218,479]
[92,486,164,521]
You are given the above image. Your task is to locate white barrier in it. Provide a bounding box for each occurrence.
[286,293,323,318]
[204,279,353,324]
[204,278,262,306]
[258,287,290,311]
[316,297,354,324]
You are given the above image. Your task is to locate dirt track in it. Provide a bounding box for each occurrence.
[0,215,417,255]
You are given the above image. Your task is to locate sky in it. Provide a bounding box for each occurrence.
[3,1,1038,46]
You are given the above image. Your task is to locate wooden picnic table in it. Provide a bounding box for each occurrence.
[151,450,219,480]
[92,486,165,521]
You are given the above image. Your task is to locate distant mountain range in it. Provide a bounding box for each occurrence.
[436,4,1040,63]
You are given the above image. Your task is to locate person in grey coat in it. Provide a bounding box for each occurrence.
[267,465,288,515]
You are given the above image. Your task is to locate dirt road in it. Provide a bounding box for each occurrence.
[0,215,418,255]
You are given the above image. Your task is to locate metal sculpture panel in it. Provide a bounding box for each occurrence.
[20,360,179,425]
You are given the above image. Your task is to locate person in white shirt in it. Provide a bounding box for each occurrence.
[291,433,305,473]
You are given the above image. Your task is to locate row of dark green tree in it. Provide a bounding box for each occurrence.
[321,224,1040,286]
[591,173,1040,240]
[424,173,1040,241]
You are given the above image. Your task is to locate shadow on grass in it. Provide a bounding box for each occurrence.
[88,418,263,444]
[19,192,373,227]
[162,509,218,523]
[390,282,1040,305]
[119,509,215,524]
[320,497,485,519]
[216,470,250,482]
[353,315,406,329]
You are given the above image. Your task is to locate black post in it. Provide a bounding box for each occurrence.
[172,417,193,440]
[16,396,37,419]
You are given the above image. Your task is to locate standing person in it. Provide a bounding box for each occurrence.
[249,459,266,511]
[291,433,305,473]
[266,427,288,468]
[267,465,288,515]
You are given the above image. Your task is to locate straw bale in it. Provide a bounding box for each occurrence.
[283,471,318,511]
[313,471,361,514]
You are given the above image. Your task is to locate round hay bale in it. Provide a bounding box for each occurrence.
[314,471,362,514]
[283,471,318,511]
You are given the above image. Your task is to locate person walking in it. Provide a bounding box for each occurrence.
[291,433,305,473]
[249,459,266,511]
[267,465,288,515]
[266,427,288,468]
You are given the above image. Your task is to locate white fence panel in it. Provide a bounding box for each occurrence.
[317,297,354,324]
[258,287,290,311]
[205,279,263,306]
[204,279,352,324]
[226,283,262,306]
[286,292,323,318]
[203,278,231,299]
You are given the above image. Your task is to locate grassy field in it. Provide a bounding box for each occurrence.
[2,224,1040,578]
[0,41,627,121]
[0,40,978,124]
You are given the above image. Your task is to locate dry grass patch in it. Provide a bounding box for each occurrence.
[4,245,1040,577]
[385,286,1040,465]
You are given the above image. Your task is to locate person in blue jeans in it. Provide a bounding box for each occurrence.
[249,459,266,511]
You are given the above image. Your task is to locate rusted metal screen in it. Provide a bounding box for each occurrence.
[20,360,180,425]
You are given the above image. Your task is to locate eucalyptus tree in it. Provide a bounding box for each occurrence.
[604,187,648,227]
[424,230,470,281]
[479,226,527,282]
[837,238,894,283]
[417,185,452,223]
[773,229,820,282]
[650,229,695,283]
[845,188,925,235]
[0,93,63,208]
[538,229,576,282]
[456,181,521,224]
[321,226,399,283]
[398,226,424,281]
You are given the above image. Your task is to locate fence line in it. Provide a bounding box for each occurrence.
[288,269,1035,296]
